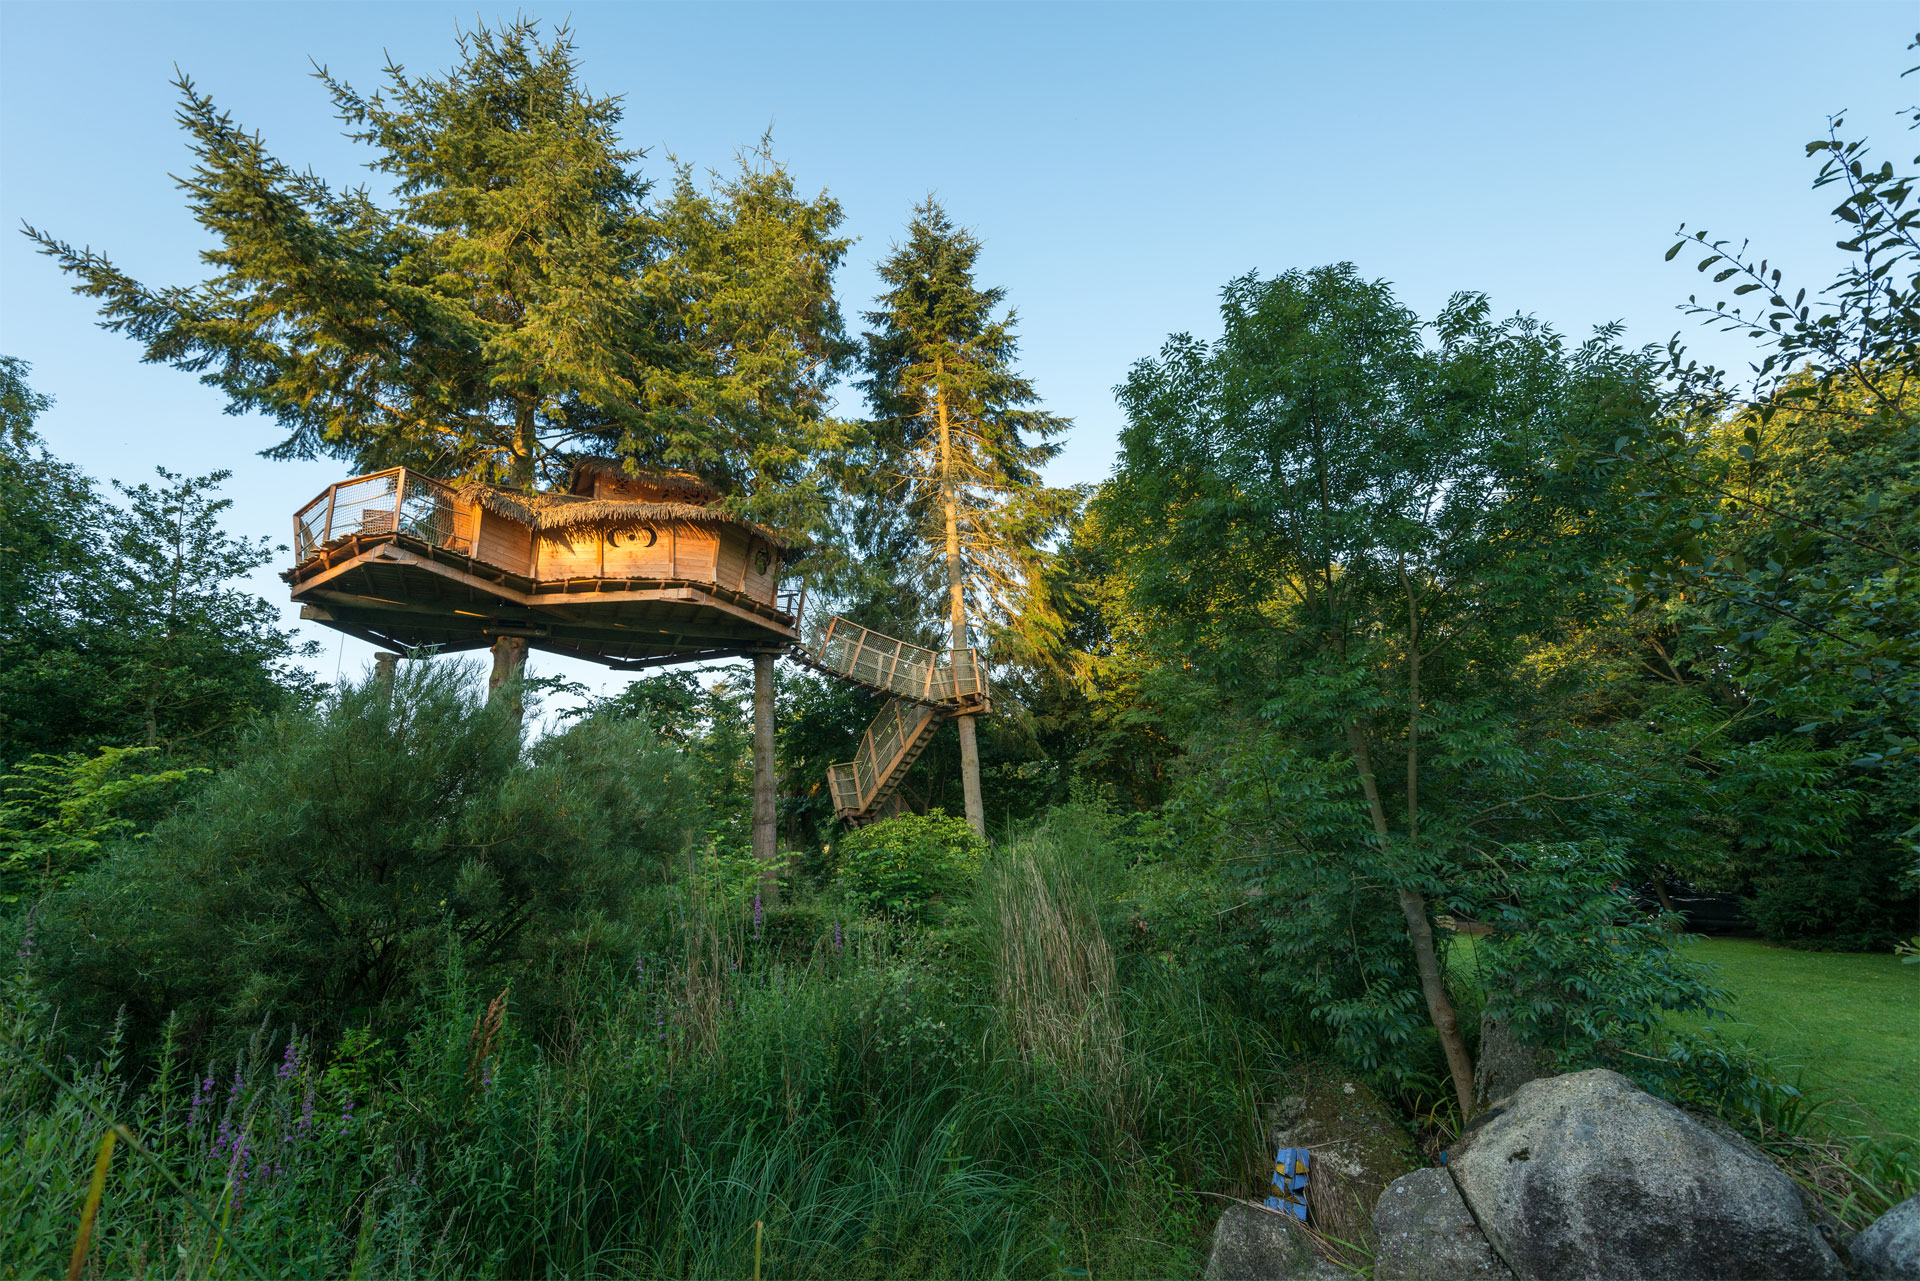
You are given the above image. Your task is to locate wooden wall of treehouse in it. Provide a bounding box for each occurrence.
[515,523,781,602]
[473,507,533,574]
[447,492,783,603]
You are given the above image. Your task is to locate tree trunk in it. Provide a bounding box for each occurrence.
[1344,721,1476,1119]
[488,636,527,722]
[752,651,780,906]
[513,405,537,490]
[936,361,987,839]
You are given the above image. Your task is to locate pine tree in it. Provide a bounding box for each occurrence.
[857,199,1077,836]
[26,21,852,520]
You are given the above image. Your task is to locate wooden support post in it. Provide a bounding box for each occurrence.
[373,651,398,684]
[752,651,779,906]
[489,636,528,722]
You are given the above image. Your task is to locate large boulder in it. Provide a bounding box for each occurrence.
[1203,1203,1345,1281]
[1448,1068,1842,1280]
[1852,1194,1920,1280]
[1373,1167,1513,1280]
[1266,1064,1421,1245]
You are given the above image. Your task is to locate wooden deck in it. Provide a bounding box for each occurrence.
[285,467,801,666]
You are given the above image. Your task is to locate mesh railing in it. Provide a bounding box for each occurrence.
[812,617,988,705]
[831,698,936,815]
[293,469,475,562]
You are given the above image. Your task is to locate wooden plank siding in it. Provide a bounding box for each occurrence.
[474,507,533,574]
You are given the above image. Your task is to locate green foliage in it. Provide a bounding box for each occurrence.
[3,815,1275,1279]
[835,810,986,920]
[0,363,314,767]
[1631,41,1919,778]
[0,746,205,904]
[973,831,1121,1084]
[26,662,699,1048]
[577,669,754,848]
[1453,842,1722,1066]
[854,197,1079,660]
[26,20,853,529]
[1098,263,1667,1108]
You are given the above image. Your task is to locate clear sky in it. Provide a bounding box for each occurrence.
[2,1,1913,711]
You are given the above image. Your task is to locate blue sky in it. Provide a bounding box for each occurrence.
[2,1,1913,707]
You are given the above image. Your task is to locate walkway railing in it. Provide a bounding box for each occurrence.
[294,468,474,561]
[811,617,988,706]
[829,698,938,818]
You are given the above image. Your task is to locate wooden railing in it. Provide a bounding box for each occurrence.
[293,468,474,562]
[811,617,988,706]
[829,698,938,818]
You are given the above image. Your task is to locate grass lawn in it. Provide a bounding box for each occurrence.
[1677,938,1919,1142]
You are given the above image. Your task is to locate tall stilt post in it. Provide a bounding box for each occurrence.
[488,636,527,722]
[373,651,399,684]
[752,651,779,905]
[936,358,987,840]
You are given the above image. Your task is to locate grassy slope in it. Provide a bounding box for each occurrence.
[1679,939,1919,1142]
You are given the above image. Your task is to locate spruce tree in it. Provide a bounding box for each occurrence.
[857,199,1076,836]
[26,21,851,519]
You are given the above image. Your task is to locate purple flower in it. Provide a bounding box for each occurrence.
[634,954,645,981]
[15,906,36,964]
[277,1037,302,1080]
[833,919,843,954]
[189,1072,213,1127]
[227,1133,251,1215]
[752,891,763,940]
[481,1059,495,1092]
[299,1081,316,1132]
[338,1097,354,1136]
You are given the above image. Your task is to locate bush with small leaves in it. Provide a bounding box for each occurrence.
[835,810,986,921]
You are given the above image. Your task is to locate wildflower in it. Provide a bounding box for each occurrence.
[189,1072,213,1127]
[481,1058,495,1092]
[15,906,36,964]
[833,919,843,954]
[227,1133,251,1216]
[339,1097,354,1136]
[299,1080,316,1132]
[634,953,645,981]
[752,890,763,940]
[277,1037,302,1080]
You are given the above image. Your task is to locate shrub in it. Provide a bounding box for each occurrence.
[25,661,699,1050]
[835,810,985,920]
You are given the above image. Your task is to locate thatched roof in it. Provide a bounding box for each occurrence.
[567,457,721,502]
[460,482,803,551]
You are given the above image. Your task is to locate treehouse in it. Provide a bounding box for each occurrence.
[284,458,993,839]
[284,459,803,669]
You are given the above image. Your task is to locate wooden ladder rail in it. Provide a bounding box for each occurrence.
[828,698,944,824]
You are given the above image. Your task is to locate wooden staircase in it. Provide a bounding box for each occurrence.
[806,617,990,826]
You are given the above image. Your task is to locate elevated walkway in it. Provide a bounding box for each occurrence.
[828,699,943,826]
[803,617,988,710]
[804,617,990,826]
